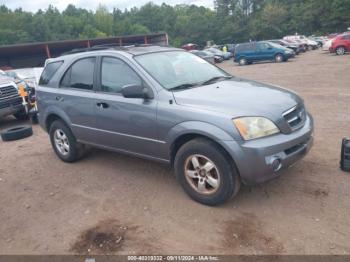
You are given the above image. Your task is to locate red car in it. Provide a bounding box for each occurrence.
[330,33,350,55]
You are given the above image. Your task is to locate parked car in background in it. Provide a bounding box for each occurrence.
[181,43,198,51]
[190,50,215,64]
[206,47,232,60]
[268,39,300,55]
[284,35,318,50]
[283,39,306,52]
[330,33,350,55]
[234,41,294,66]
[37,45,313,206]
[322,39,334,51]
[6,68,43,90]
[225,44,236,54]
[0,70,25,119]
[5,68,43,122]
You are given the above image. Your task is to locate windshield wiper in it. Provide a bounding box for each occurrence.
[169,83,198,91]
[200,76,232,86]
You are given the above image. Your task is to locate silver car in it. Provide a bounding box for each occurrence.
[37,46,313,206]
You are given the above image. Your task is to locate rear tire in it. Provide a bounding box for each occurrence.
[336,46,346,55]
[174,138,241,206]
[49,120,86,163]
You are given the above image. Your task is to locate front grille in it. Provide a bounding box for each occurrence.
[0,85,19,101]
[0,85,22,110]
[283,105,306,131]
[0,97,22,109]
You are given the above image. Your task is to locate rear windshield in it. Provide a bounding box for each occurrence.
[39,61,63,85]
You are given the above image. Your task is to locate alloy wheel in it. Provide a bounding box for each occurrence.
[54,129,70,156]
[336,47,345,55]
[184,154,221,195]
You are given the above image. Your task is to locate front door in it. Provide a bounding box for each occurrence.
[257,42,274,61]
[93,56,160,159]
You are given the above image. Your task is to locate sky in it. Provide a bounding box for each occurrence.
[0,0,214,12]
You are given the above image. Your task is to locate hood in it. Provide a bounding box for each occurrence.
[172,78,302,120]
[0,76,16,86]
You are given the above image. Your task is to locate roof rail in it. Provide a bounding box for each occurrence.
[62,43,165,55]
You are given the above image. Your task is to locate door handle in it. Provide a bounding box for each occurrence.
[56,96,64,102]
[97,102,109,109]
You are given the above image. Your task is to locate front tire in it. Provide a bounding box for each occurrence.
[49,120,86,163]
[275,54,284,63]
[238,58,247,66]
[174,138,241,206]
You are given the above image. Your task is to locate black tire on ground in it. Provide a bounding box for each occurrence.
[174,138,241,206]
[14,110,29,120]
[49,120,86,163]
[0,125,33,141]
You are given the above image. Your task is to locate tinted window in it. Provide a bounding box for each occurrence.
[343,34,350,40]
[101,57,141,93]
[258,42,271,50]
[61,57,95,90]
[39,61,63,85]
[236,43,253,52]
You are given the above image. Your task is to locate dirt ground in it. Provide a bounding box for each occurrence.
[0,50,350,255]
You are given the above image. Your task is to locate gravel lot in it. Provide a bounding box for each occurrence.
[0,50,350,255]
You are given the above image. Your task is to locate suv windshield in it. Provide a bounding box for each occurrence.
[135,51,230,90]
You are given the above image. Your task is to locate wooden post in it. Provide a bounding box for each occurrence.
[118,38,123,46]
[45,44,51,58]
[87,40,91,48]
[144,36,148,44]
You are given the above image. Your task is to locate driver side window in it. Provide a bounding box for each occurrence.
[101,57,142,94]
[258,43,270,50]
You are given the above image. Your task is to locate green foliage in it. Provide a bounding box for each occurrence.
[0,0,348,47]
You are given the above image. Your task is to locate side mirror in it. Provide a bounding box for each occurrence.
[121,84,153,99]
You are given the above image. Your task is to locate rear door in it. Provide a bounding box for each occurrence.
[57,57,99,144]
[93,56,159,158]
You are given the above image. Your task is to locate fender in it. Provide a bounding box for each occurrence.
[42,105,72,131]
[166,120,236,146]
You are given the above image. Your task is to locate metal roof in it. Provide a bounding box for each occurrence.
[0,32,168,58]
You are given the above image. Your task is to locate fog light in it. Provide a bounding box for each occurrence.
[271,157,282,172]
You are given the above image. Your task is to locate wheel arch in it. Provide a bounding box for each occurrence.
[167,122,240,174]
[44,107,72,132]
[169,132,242,183]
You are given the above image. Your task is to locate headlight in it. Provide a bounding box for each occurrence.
[233,117,279,140]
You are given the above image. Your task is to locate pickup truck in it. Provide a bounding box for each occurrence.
[0,71,25,119]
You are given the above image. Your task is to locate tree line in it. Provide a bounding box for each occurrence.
[0,0,349,47]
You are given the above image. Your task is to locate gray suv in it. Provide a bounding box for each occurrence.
[37,45,314,206]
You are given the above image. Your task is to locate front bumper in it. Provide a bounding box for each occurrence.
[224,113,314,185]
[0,97,24,118]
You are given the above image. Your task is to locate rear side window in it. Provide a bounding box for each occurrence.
[61,57,95,90]
[39,61,63,85]
[236,43,253,52]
